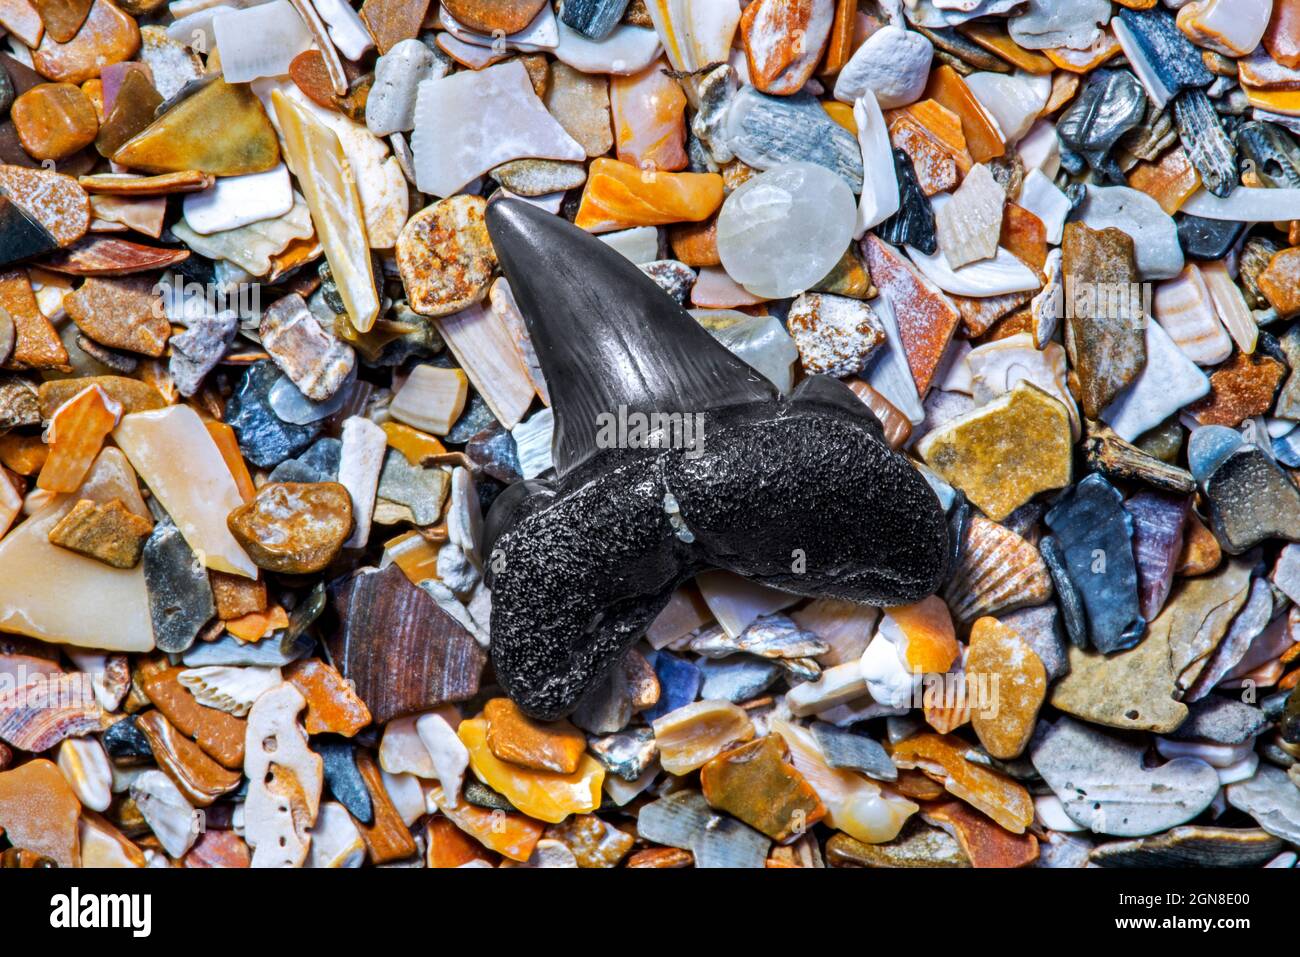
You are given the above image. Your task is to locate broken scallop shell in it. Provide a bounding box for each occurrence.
[942,514,1053,623]
[177,665,283,717]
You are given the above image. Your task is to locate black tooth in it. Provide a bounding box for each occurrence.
[484,198,777,477]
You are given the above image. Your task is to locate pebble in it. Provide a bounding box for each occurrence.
[484,696,586,774]
[64,276,166,357]
[811,721,897,781]
[316,737,372,824]
[544,61,613,157]
[575,155,722,231]
[1032,717,1220,836]
[966,616,1046,759]
[700,735,826,841]
[918,381,1072,522]
[1202,442,1300,552]
[47,495,151,568]
[225,360,323,470]
[785,292,885,377]
[260,293,354,402]
[724,87,864,192]
[226,481,352,575]
[698,657,782,703]
[140,517,215,653]
[891,731,1033,833]
[458,716,603,823]
[1089,826,1284,868]
[1055,69,1147,178]
[717,162,855,299]
[11,81,97,160]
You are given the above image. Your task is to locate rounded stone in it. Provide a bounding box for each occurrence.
[226,481,353,574]
[11,82,99,161]
[716,162,856,300]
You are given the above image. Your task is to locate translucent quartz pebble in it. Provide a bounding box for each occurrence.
[214,0,313,84]
[268,367,357,425]
[716,162,855,299]
[0,448,153,651]
[113,405,258,578]
[411,60,584,198]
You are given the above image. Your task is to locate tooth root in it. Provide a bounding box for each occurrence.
[484,198,778,477]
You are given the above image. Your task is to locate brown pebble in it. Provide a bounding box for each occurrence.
[31,0,140,86]
[141,667,246,769]
[1188,352,1286,427]
[285,658,372,737]
[483,696,587,774]
[440,0,546,34]
[226,481,353,575]
[359,0,431,54]
[46,495,152,567]
[209,569,268,620]
[11,81,98,160]
[63,275,168,356]
[32,0,94,43]
[669,216,722,267]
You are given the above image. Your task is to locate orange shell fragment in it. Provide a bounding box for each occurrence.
[922,65,1004,164]
[37,383,121,493]
[885,595,959,674]
[434,786,544,862]
[889,732,1035,834]
[574,158,724,234]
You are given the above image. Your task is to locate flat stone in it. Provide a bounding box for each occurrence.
[114,77,278,177]
[441,0,546,34]
[1052,559,1251,731]
[1170,696,1268,744]
[169,313,236,398]
[376,448,448,526]
[47,495,151,568]
[700,735,826,841]
[227,482,352,575]
[359,0,430,54]
[1090,826,1285,868]
[11,81,97,161]
[491,157,587,196]
[917,381,1071,522]
[397,195,496,318]
[94,65,161,159]
[923,799,1039,868]
[31,0,137,85]
[543,62,612,158]
[484,696,587,774]
[0,758,81,867]
[1009,0,1109,49]
[137,709,240,807]
[1177,212,1244,261]
[1226,763,1300,844]
[142,517,215,654]
[1189,352,1286,428]
[1203,444,1300,552]
[1060,222,1148,419]
[1032,717,1221,837]
[545,812,635,868]
[0,195,58,271]
[724,87,863,192]
[64,276,167,357]
[328,563,484,725]
[966,616,1046,760]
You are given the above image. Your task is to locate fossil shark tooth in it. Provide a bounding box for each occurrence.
[482,199,949,720]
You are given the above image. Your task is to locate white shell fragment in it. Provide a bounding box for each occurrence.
[182,164,293,235]
[1009,0,1111,51]
[644,0,737,74]
[131,770,201,858]
[935,164,1005,269]
[964,70,1050,145]
[853,93,900,237]
[213,0,312,84]
[367,39,447,138]
[306,802,366,868]
[1102,317,1210,442]
[1018,169,1069,244]
[1079,185,1185,280]
[339,416,387,549]
[416,711,470,804]
[177,666,283,717]
[57,736,112,813]
[412,60,585,198]
[512,407,555,480]
[244,682,323,868]
[310,0,373,60]
[1181,187,1300,222]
